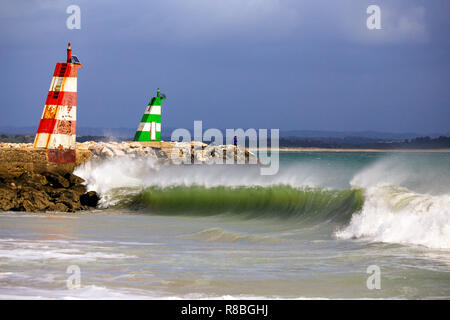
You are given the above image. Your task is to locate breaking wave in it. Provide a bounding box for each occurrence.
[335,185,450,249]
[335,157,450,249]
[74,154,450,249]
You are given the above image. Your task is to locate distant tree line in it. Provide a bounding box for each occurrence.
[1,134,449,149]
[76,136,131,142]
[0,134,34,143]
[278,136,450,149]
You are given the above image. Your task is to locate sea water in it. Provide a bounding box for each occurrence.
[0,151,449,299]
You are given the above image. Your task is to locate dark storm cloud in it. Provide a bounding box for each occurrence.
[0,0,449,133]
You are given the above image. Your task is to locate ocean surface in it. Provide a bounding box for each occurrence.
[0,151,449,299]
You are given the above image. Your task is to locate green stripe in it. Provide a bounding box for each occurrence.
[141,114,161,123]
[134,130,161,142]
[148,97,162,106]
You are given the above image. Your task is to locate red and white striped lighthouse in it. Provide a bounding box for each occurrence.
[34,42,82,163]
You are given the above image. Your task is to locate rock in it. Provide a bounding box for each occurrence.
[112,148,126,156]
[64,172,85,186]
[57,189,83,211]
[44,172,70,188]
[128,142,141,148]
[21,189,53,211]
[100,147,114,158]
[22,200,36,212]
[53,203,69,212]
[80,191,100,208]
[0,187,17,211]
[0,168,93,212]
[71,184,87,195]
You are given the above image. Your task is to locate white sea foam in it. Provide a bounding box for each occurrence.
[0,248,135,261]
[336,157,450,249]
[336,185,450,249]
[0,285,315,300]
[0,238,136,262]
[0,285,153,300]
[74,156,350,205]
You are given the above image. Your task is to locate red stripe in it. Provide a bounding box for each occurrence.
[45,91,77,106]
[37,119,76,135]
[37,118,57,134]
[52,63,81,78]
[47,149,76,164]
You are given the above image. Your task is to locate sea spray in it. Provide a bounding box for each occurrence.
[335,185,450,249]
[335,155,450,249]
[349,155,450,195]
[74,155,354,195]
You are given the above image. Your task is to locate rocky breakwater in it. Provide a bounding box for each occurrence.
[0,141,259,212]
[0,143,98,212]
[77,141,259,164]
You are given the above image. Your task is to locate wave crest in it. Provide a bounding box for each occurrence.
[120,185,363,222]
[336,185,450,249]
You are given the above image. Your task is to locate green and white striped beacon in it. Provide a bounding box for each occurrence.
[134,88,166,142]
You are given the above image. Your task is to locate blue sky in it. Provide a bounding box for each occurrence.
[0,0,449,133]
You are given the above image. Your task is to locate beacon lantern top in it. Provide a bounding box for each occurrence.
[66,42,81,65]
[67,42,72,63]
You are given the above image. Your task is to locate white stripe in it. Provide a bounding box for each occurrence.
[35,133,76,148]
[62,77,77,92]
[34,133,50,148]
[41,105,76,120]
[55,106,76,121]
[143,122,151,132]
[137,122,151,132]
[49,77,63,92]
[144,105,161,115]
[48,134,76,149]
[151,122,156,140]
[49,77,77,92]
[137,121,161,133]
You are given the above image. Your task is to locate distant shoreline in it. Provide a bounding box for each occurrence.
[251,147,450,153]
